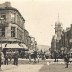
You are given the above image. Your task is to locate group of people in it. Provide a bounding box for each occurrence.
[0,50,19,67]
[54,51,71,68]
[28,50,46,63]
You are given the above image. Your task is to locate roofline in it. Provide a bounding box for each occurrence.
[0,7,25,21]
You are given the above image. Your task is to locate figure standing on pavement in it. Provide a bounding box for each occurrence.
[29,53,31,63]
[33,50,37,63]
[64,54,70,68]
[13,51,19,65]
[4,53,8,65]
[0,50,2,70]
[37,53,40,63]
[54,50,57,62]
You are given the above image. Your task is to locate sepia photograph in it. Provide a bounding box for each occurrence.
[0,0,72,72]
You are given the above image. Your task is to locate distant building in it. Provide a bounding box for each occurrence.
[60,24,72,51]
[30,37,37,50]
[24,29,29,46]
[55,17,63,41]
[27,36,32,49]
[51,15,63,53]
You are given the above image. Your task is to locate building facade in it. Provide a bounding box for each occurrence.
[51,22,72,57]
[30,37,37,50]
[0,2,37,51]
[51,16,64,58]
[0,2,25,43]
[51,17,63,52]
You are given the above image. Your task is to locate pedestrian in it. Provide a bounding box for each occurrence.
[0,51,2,70]
[37,53,40,63]
[56,52,59,62]
[33,50,37,63]
[13,51,19,65]
[64,54,70,68]
[43,51,46,60]
[1,52,4,65]
[4,53,8,65]
[54,50,57,62]
[29,53,31,63]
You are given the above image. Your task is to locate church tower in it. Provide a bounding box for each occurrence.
[55,14,63,41]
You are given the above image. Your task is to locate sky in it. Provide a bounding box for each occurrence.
[0,0,72,46]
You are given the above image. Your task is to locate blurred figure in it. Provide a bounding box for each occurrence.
[0,51,1,70]
[54,50,58,62]
[41,52,46,60]
[33,50,37,63]
[37,53,40,63]
[64,54,70,68]
[4,53,8,65]
[20,50,25,58]
[28,53,31,63]
[13,51,19,65]
[1,52,4,65]
[43,52,46,60]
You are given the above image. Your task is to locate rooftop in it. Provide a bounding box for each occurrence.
[0,2,25,21]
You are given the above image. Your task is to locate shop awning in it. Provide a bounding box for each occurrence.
[19,43,28,49]
[4,43,24,48]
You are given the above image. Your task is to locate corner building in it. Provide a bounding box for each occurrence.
[0,2,25,43]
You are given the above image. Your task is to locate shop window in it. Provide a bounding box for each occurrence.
[11,27,15,37]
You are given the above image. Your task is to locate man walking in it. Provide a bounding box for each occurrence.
[0,51,1,70]
[4,53,8,65]
[29,53,31,63]
[13,51,19,65]
[64,54,70,68]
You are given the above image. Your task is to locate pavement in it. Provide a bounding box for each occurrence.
[0,59,72,72]
[0,64,43,72]
[39,64,72,72]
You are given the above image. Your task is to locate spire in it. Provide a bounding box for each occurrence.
[58,13,59,22]
[55,12,61,25]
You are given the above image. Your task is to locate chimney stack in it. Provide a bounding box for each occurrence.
[4,2,11,7]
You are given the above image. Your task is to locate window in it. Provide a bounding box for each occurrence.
[1,14,6,20]
[0,27,5,37]
[11,27,15,37]
[11,13,15,23]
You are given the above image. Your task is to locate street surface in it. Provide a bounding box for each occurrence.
[0,59,72,72]
[39,64,72,72]
[1,65,43,72]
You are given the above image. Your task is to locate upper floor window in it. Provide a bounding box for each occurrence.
[0,27,5,37]
[11,27,15,37]
[1,14,6,20]
[11,13,15,23]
